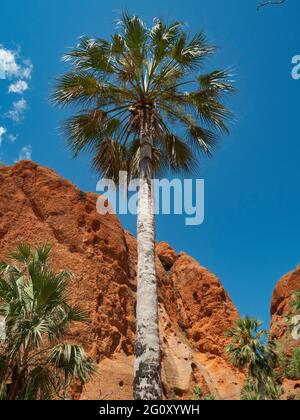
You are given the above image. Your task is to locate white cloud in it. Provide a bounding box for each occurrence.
[0,46,33,150]
[8,80,29,94]
[5,98,28,123]
[0,47,18,79]
[0,127,6,146]
[17,145,32,161]
[20,59,33,80]
[8,134,18,143]
[0,46,33,81]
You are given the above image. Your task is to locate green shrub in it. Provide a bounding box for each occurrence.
[192,386,203,400]
[286,348,300,380]
[204,394,216,400]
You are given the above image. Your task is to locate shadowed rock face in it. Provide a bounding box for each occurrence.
[0,161,244,400]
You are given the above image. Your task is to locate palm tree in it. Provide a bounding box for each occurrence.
[226,317,279,400]
[52,12,234,400]
[0,244,96,400]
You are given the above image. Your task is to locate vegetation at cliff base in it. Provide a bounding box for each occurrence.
[226,316,282,400]
[0,244,96,400]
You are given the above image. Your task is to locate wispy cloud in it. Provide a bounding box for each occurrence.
[5,98,28,123]
[8,80,29,94]
[17,145,32,161]
[19,59,33,80]
[8,133,18,143]
[0,127,6,146]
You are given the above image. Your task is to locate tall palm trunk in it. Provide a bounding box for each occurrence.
[133,109,162,400]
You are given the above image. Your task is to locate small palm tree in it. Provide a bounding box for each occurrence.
[0,244,96,400]
[226,317,279,400]
[52,12,234,400]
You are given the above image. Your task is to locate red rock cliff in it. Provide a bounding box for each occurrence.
[0,161,244,400]
[270,267,300,399]
[270,267,300,350]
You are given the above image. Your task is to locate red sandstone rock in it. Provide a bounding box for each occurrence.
[270,267,300,399]
[270,267,300,352]
[157,242,178,270]
[0,161,244,400]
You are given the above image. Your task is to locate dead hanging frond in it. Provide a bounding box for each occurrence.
[257,0,286,11]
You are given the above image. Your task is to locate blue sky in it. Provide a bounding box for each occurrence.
[0,0,299,326]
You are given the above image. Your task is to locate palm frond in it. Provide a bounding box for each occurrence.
[23,366,56,400]
[171,31,215,69]
[159,133,197,173]
[62,110,109,156]
[187,125,218,158]
[51,72,102,107]
[33,244,53,265]
[150,19,183,61]
[49,343,96,384]
[92,138,132,182]
[187,93,232,134]
[198,69,236,96]
[9,243,32,264]
[121,11,148,52]
[64,36,114,74]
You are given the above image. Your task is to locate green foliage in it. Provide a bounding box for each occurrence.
[226,316,280,400]
[241,377,283,401]
[274,346,289,381]
[286,348,300,380]
[204,394,216,400]
[290,290,300,314]
[0,244,96,400]
[191,386,216,401]
[226,317,276,378]
[52,11,234,182]
[265,378,284,400]
[192,386,203,400]
[241,379,265,401]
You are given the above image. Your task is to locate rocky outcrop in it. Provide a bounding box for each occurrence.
[0,161,244,400]
[270,267,300,352]
[270,267,300,399]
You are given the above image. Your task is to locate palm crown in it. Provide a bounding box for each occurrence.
[52,12,234,182]
[226,317,276,380]
[226,317,281,400]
